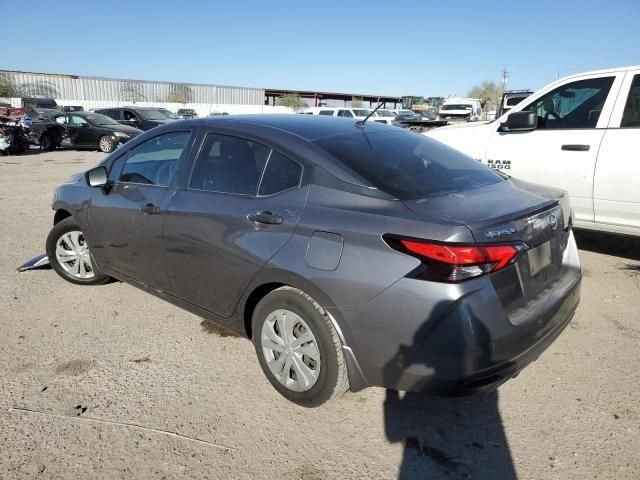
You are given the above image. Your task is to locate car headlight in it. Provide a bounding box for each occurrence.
[113,131,128,138]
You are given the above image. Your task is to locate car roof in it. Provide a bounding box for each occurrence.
[181,114,392,141]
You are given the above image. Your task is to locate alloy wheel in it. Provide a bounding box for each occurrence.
[55,230,95,279]
[260,309,321,392]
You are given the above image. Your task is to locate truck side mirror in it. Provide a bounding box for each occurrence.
[499,110,537,132]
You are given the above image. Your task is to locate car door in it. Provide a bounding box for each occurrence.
[593,70,640,231]
[87,130,194,291]
[67,114,95,146]
[163,131,307,318]
[485,72,624,225]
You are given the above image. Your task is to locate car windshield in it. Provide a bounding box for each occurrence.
[442,104,472,110]
[353,109,370,116]
[376,110,395,117]
[138,109,167,120]
[314,130,502,200]
[86,114,120,126]
[158,109,180,119]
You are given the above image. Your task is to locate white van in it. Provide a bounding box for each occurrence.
[425,66,640,237]
[439,97,482,122]
[313,107,391,124]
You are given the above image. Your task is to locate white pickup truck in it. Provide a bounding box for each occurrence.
[425,66,640,237]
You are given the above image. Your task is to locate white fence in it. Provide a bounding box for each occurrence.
[1,98,295,117]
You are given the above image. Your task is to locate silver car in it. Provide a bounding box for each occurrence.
[46,115,582,406]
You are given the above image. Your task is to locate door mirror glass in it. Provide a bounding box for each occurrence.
[499,111,537,132]
[86,166,108,187]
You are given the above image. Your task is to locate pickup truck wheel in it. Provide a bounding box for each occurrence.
[46,217,110,286]
[99,136,115,153]
[40,134,56,151]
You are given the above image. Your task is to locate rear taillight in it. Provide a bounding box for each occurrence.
[385,237,523,282]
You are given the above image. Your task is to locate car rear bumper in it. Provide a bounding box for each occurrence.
[331,231,581,394]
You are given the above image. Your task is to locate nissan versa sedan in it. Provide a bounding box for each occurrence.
[46,115,581,407]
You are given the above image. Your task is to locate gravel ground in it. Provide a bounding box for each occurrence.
[1,149,639,480]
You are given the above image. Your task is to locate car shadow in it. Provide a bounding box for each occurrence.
[382,301,518,479]
[574,229,640,261]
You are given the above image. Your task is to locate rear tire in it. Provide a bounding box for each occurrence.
[99,136,115,153]
[46,217,110,286]
[40,134,56,151]
[252,286,349,407]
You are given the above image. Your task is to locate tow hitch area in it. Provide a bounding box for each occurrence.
[17,254,50,272]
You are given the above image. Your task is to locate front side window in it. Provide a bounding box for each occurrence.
[119,132,191,186]
[314,130,502,200]
[190,134,269,195]
[70,115,88,126]
[523,76,614,129]
[621,74,640,128]
[258,152,302,196]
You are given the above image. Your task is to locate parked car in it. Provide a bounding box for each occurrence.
[36,111,143,152]
[176,108,198,119]
[425,65,640,237]
[315,107,389,124]
[46,115,581,406]
[439,98,483,121]
[22,97,59,112]
[94,107,177,131]
[61,105,84,113]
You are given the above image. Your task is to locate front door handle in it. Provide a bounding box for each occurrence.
[140,203,160,215]
[561,144,590,152]
[247,211,283,225]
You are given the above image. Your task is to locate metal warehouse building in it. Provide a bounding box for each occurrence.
[1,70,264,105]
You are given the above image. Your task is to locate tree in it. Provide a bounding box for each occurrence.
[0,75,20,97]
[277,93,307,112]
[467,81,501,109]
[351,97,363,108]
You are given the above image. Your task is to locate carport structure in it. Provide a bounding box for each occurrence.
[264,88,402,108]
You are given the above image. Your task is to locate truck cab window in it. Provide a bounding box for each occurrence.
[621,75,640,128]
[522,77,614,129]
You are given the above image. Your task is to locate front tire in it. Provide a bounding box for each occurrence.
[99,136,115,153]
[46,217,110,285]
[253,287,349,407]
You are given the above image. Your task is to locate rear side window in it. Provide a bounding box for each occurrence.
[190,134,269,195]
[314,131,502,200]
[119,132,191,186]
[337,110,353,118]
[621,74,640,128]
[258,152,302,196]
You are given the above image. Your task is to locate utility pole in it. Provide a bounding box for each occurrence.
[500,67,509,94]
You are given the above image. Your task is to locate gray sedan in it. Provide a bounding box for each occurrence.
[46,115,581,406]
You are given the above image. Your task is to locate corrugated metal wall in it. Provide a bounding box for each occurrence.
[1,71,264,105]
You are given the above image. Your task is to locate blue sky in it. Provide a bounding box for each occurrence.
[2,0,638,97]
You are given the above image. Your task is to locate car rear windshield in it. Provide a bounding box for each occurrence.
[313,131,502,200]
[138,109,167,120]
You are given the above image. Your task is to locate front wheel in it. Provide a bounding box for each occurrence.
[98,136,115,153]
[45,217,110,285]
[253,287,349,407]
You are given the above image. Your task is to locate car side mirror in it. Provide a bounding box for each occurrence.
[499,110,537,132]
[86,166,108,187]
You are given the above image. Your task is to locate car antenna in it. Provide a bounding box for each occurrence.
[356,103,384,128]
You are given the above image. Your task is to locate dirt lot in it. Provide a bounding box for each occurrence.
[1,149,639,480]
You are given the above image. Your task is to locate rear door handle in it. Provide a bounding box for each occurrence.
[140,203,160,215]
[247,211,283,225]
[561,144,590,151]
